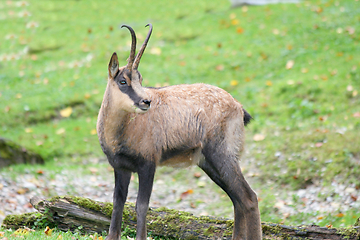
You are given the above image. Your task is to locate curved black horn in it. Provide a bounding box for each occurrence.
[133,24,153,70]
[121,25,137,71]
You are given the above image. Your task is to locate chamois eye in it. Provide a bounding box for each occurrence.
[120,80,126,85]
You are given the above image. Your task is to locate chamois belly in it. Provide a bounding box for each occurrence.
[159,147,204,168]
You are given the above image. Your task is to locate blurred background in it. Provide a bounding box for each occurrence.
[0,0,359,231]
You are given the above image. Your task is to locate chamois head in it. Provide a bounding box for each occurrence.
[107,24,153,113]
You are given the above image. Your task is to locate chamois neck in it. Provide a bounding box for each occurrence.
[96,84,133,149]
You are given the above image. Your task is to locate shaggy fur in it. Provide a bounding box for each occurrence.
[97,24,262,240]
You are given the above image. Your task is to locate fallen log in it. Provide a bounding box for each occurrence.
[2,196,359,239]
[0,137,44,168]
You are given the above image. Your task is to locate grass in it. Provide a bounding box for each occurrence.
[0,227,106,240]
[0,226,171,240]
[1,0,360,237]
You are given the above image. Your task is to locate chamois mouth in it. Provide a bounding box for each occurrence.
[138,105,150,112]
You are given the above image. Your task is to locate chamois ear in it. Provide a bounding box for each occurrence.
[108,52,119,79]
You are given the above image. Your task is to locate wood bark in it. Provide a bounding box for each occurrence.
[2,196,359,239]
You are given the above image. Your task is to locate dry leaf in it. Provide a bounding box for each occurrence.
[56,128,65,135]
[286,60,294,69]
[89,167,98,174]
[315,7,323,13]
[197,181,206,188]
[272,29,280,35]
[260,52,268,60]
[336,52,343,57]
[17,188,27,194]
[90,129,97,135]
[336,213,344,217]
[253,134,265,142]
[13,228,29,236]
[194,172,201,178]
[25,128,33,133]
[150,47,161,55]
[321,75,328,81]
[274,200,285,209]
[180,189,194,200]
[215,64,224,71]
[266,81,272,86]
[236,27,244,34]
[301,68,308,73]
[44,226,53,236]
[30,54,37,60]
[231,19,239,25]
[346,26,355,35]
[230,80,238,86]
[330,69,337,76]
[353,112,360,118]
[60,107,72,118]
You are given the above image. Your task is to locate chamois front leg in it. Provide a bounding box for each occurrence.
[106,169,132,240]
[135,161,156,240]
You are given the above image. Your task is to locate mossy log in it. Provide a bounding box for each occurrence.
[2,196,360,239]
[0,137,44,168]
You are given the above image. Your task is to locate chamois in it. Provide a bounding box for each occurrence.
[97,24,262,240]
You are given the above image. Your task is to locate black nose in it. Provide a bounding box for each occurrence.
[142,99,151,106]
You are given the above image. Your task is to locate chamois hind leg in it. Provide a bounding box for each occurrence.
[106,168,132,240]
[135,161,156,240]
[198,151,262,240]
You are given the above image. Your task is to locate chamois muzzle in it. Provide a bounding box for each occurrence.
[138,99,151,111]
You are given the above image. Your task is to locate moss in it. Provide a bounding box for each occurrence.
[148,206,234,239]
[0,147,12,159]
[48,195,114,218]
[70,196,102,212]
[262,223,291,239]
[355,217,360,227]
[2,212,43,229]
[204,226,217,236]
[262,223,282,234]
[336,227,360,237]
[123,202,136,223]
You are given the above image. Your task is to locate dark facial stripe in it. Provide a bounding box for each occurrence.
[115,79,143,106]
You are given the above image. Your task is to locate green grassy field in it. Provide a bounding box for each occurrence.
[1,0,359,238]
